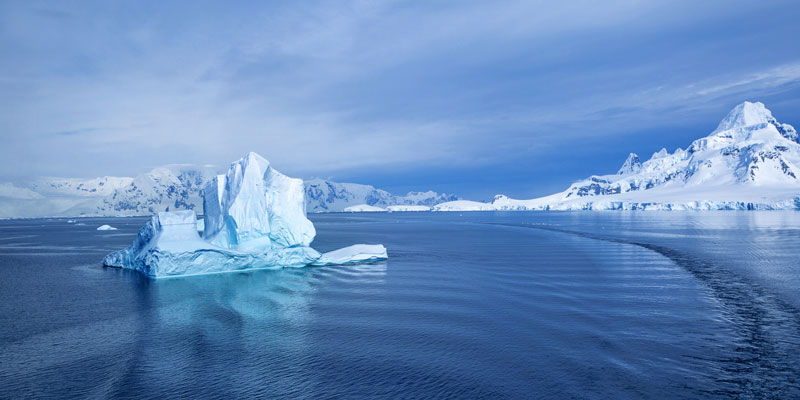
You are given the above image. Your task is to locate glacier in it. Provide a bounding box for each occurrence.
[344,204,386,212]
[103,153,387,278]
[433,200,498,212]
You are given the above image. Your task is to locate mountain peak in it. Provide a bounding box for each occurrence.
[617,153,642,175]
[714,101,774,132]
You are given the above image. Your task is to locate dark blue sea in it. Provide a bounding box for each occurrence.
[1,212,800,399]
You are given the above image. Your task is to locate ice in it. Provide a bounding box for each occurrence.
[313,244,388,266]
[103,153,388,278]
[97,225,118,230]
[202,153,314,251]
[343,204,386,212]
[102,210,321,277]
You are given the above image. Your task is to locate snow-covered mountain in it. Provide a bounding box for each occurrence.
[490,101,800,210]
[304,178,457,212]
[0,165,458,218]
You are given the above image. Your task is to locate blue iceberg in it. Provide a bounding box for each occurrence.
[103,153,387,278]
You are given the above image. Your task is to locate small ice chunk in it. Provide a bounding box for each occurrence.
[97,225,118,231]
[313,244,388,266]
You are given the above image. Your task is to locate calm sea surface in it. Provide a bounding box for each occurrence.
[1,212,799,399]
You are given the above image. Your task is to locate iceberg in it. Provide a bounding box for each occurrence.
[103,153,388,278]
[97,225,118,231]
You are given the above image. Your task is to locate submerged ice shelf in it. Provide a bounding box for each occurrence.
[103,153,387,278]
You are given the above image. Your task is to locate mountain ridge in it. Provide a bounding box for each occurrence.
[487,101,800,210]
[0,167,459,218]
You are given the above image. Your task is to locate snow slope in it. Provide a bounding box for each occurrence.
[433,200,497,211]
[490,101,800,210]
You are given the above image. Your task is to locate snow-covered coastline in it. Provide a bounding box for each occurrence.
[434,101,800,212]
[344,204,386,212]
[3,101,798,216]
[0,172,457,218]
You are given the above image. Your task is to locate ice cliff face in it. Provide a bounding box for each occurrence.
[491,101,800,211]
[203,153,314,250]
[103,153,387,278]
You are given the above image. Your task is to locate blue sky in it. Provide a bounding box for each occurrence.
[1,0,799,200]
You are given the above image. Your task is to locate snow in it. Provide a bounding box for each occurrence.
[386,205,431,212]
[0,168,455,218]
[617,153,642,175]
[343,204,386,212]
[713,101,773,133]
[433,200,497,212]
[0,183,44,200]
[488,101,800,211]
[305,179,457,212]
[103,153,388,278]
[97,225,118,231]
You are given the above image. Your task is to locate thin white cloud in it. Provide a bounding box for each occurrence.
[0,0,798,183]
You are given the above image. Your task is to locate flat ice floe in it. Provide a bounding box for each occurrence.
[103,153,387,278]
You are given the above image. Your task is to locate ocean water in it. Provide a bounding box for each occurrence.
[1,212,799,399]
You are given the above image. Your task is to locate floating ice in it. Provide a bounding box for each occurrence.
[313,244,388,266]
[103,153,388,278]
[97,225,118,231]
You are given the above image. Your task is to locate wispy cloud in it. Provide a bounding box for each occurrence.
[52,127,101,136]
[0,0,798,198]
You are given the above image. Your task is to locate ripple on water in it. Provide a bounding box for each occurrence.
[1,213,799,398]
